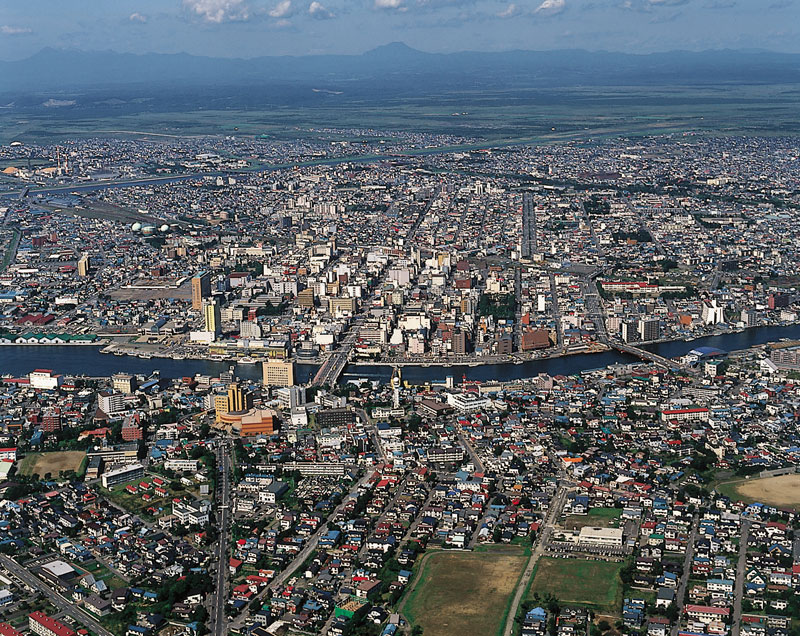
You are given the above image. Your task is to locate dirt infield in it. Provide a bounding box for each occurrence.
[17,451,86,477]
[725,474,800,508]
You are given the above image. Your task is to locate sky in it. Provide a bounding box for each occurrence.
[0,0,798,60]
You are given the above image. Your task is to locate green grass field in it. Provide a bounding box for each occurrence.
[104,478,175,518]
[564,507,622,531]
[403,548,527,636]
[526,557,624,615]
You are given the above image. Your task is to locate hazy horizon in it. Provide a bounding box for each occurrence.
[1,0,799,61]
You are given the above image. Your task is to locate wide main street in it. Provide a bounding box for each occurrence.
[211,439,232,636]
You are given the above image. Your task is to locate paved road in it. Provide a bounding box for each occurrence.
[456,430,485,473]
[356,408,388,465]
[229,468,375,632]
[731,519,751,636]
[211,440,232,636]
[0,554,114,636]
[671,515,699,636]
[502,483,570,636]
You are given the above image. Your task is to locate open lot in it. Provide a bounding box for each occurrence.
[17,451,86,478]
[717,474,800,509]
[403,548,527,636]
[526,557,623,615]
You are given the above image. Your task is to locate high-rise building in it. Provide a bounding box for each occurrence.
[192,271,211,310]
[452,329,467,355]
[638,318,660,342]
[740,309,758,327]
[297,288,315,309]
[769,293,790,310]
[203,299,221,336]
[621,321,638,343]
[77,254,90,277]
[227,382,252,413]
[263,359,295,387]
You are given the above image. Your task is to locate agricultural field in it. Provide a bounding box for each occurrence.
[3,83,800,146]
[716,474,800,509]
[403,548,527,636]
[525,557,624,615]
[17,451,86,478]
[564,507,622,531]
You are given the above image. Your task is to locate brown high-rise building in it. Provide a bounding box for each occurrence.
[452,329,468,355]
[191,271,211,310]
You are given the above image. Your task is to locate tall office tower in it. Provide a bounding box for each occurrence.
[192,271,211,310]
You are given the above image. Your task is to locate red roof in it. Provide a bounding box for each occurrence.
[0,624,22,636]
[684,605,729,616]
[29,612,76,636]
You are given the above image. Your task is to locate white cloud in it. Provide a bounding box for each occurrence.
[182,0,251,23]
[535,0,565,14]
[0,25,32,35]
[375,0,406,9]
[309,1,334,17]
[269,0,293,17]
[129,12,148,22]
[497,2,518,17]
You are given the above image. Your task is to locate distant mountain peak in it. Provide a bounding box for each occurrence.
[363,42,426,57]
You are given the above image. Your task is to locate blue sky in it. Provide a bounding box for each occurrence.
[0,0,798,59]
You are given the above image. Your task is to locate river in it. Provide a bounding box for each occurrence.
[2,323,799,385]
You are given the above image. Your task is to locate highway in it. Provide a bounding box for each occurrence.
[211,440,232,636]
[0,554,114,636]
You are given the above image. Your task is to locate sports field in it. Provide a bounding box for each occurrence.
[17,451,86,478]
[526,557,623,615]
[404,549,527,636]
[717,474,800,508]
[564,507,622,531]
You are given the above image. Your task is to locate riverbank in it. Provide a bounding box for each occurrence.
[1,322,799,385]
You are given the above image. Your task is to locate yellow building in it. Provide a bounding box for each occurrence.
[263,359,295,387]
[203,299,221,336]
[227,382,252,413]
[214,382,253,423]
[77,254,90,277]
[328,296,356,315]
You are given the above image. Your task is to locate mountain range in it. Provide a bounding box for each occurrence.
[3,43,800,94]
